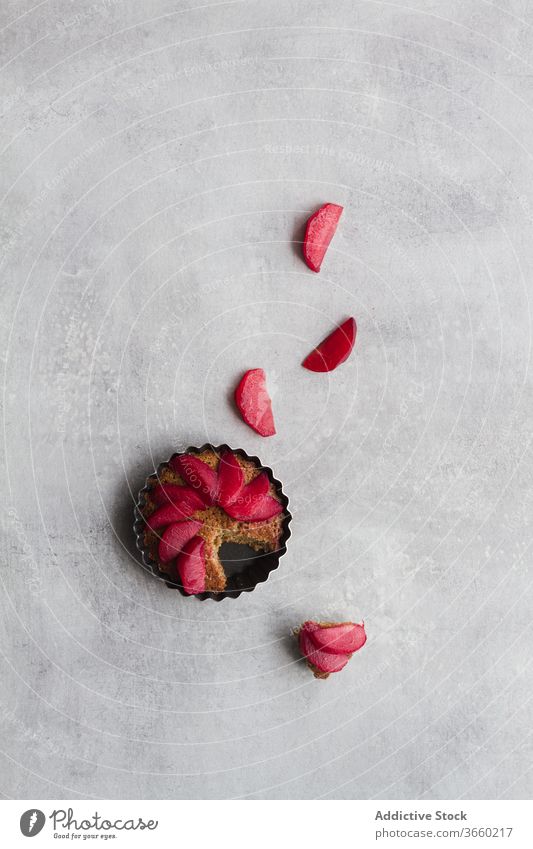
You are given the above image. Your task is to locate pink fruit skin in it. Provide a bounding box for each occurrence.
[303,203,343,272]
[302,317,356,373]
[158,520,203,564]
[308,622,366,655]
[176,535,206,594]
[151,484,206,514]
[241,471,270,501]
[170,454,218,504]
[146,503,198,531]
[227,471,270,514]
[224,495,283,522]
[298,629,349,674]
[217,450,244,507]
[235,369,276,437]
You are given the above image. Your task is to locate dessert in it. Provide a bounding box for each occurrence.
[135,445,291,599]
[296,620,366,678]
[303,203,343,272]
[235,368,276,436]
[302,317,356,372]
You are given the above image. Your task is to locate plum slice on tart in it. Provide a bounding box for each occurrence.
[158,520,203,565]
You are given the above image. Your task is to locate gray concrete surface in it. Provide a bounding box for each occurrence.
[1,0,532,800]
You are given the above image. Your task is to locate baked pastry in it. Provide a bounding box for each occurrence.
[135,444,291,599]
[296,620,367,678]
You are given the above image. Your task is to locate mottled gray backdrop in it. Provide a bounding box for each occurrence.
[1,0,532,799]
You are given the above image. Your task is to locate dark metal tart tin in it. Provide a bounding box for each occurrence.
[134,443,292,601]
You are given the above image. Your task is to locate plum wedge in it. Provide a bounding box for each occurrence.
[158,520,203,564]
[170,454,219,504]
[230,471,270,511]
[242,470,270,499]
[309,622,366,655]
[302,317,356,373]
[146,503,197,531]
[218,460,281,519]
[235,368,276,437]
[176,536,206,595]
[150,484,206,515]
[303,203,343,272]
[217,449,244,507]
[224,494,283,522]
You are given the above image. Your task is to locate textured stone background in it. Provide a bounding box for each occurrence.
[1,0,532,800]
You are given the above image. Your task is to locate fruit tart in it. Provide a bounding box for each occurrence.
[134,444,291,600]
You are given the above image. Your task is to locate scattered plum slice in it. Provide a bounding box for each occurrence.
[302,317,356,372]
[217,450,244,507]
[308,621,366,655]
[146,503,198,531]
[298,629,349,675]
[151,484,206,515]
[176,535,206,594]
[170,454,218,504]
[158,520,203,564]
[224,495,283,522]
[234,368,276,437]
[303,203,343,272]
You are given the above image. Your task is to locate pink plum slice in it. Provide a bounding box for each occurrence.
[242,471,270,500]
[146,503,199,531]
[224,495,283,522]
[303,202,343,272]
[217,450,244,507]
[158,520,203,564]
[151,484,206,514]
[235,369,276,437]
[308,622,366,655]
[170,454,218,504]
[298,629,349,674]
[302,317,356,373]
[176,535,206,595]
[227,471,271,513]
